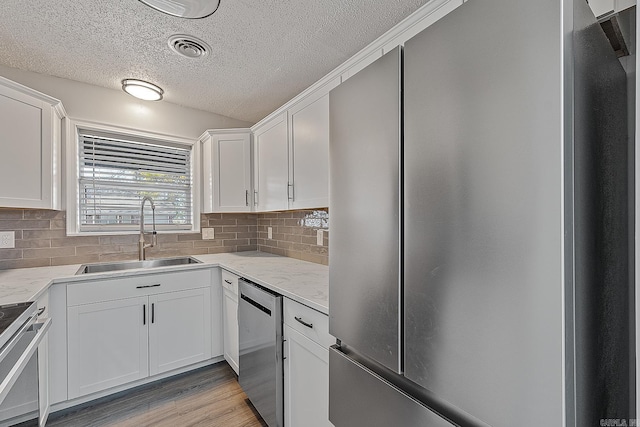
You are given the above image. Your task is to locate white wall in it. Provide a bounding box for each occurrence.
[0,65,252,139]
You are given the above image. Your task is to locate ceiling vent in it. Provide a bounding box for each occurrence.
[168,35,211,59]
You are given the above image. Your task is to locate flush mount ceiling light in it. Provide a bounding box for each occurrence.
[122,79,164,101]
[138,0,221,19]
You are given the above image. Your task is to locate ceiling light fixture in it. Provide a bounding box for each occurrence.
[138,0,221,19]
[122,79,164,101]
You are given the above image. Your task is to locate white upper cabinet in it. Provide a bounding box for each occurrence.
[201,129,252,213]
[247,3,464,214]
[287,78,339,210]
[340,49,383,82]
[0,76,65,210]
[253,113,289,211]
[251,78,338,213]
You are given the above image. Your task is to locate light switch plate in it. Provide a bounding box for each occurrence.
[202,228,215,240]
[316,229,323,246]
[0,231,15,248]
[268,227,273,240]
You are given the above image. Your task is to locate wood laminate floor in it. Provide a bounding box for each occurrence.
[17,362,267,427]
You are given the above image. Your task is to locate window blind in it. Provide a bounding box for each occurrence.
[78,131,192,231]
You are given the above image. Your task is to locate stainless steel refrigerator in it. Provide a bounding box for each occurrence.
[328,0,632,426]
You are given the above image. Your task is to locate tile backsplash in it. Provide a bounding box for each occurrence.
[257,209,329,266]
[0,208,329,270]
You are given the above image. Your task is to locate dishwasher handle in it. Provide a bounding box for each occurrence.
[241,293,272,316]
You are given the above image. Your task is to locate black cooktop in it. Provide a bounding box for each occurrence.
[0,302,34,336]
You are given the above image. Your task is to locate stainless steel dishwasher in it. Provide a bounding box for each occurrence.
[238,278,283,427]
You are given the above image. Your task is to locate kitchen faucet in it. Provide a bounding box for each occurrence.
[138,196,157,260]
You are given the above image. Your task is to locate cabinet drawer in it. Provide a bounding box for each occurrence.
[67,268,212,306]
[221,270,239,295]
[284,299,333,348]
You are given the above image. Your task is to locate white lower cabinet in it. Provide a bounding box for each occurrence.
[149,288,212,376]
[66,269,215,400]
[221,270,239,374]
[283,299,332,427]
[67,296,149,399]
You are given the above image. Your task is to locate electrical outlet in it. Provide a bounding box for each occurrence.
[268,227,273,240]
[202,228,215,240]
[0,231,15,248]
[316,229,323,246]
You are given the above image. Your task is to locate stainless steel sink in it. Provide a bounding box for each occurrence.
[76,257,202,275]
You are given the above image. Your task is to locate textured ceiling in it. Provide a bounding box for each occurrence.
[0,0,429,123]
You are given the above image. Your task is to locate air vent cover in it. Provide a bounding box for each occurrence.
[168,35,211,59]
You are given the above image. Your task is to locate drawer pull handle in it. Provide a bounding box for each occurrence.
[295,316,313,329]
[37,307,46,316]
[224,279,232,284]
[136,284,161,289]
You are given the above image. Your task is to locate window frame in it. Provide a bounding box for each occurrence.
[65,120,201,236]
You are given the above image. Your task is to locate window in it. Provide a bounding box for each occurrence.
[68,124,198,234]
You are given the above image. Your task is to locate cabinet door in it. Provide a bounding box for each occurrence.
[67,297,149,399]
[222,287,239,374]
[288,90,332,210]
[202,130,252,213]
[0,79,61,209]
[217,133,252,212]
[253,114,289,211]
[284,325,331,427]
[148,288,212,376]
[340,49,384,82]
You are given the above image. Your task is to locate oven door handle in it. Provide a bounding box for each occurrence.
[0,317,51,407]
[0,314,37,366]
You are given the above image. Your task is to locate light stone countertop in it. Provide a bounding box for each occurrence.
[196,252,329,314]
[0,264,81,305]
[0,251,329,314]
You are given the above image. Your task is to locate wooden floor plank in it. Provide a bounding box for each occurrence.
[15,362,267,427]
